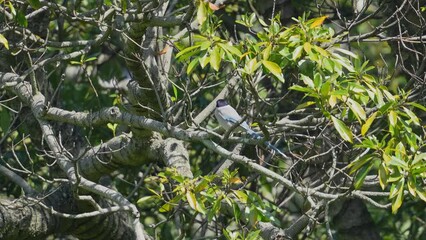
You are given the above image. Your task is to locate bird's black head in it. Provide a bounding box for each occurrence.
[216,99,229,107]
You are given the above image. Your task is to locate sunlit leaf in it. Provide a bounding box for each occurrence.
[403,107,420,125]
[300,74,314,88]
[333,47,358,59]
[262,60,284,82]
[187,57,200,75]
[310,16,328,28]
[348,155,373,175]
[354,163,373,189]
[347,98,366,121]
[361,112,378,136]
[197,2,207,25]
[378,163,388,190]
[0,34,9,50]
[408,102,426,112]
[388,110,397,126]
[331,116,353,143]
[407,174,416,197]
[292,45,303,61]
[389,156,408,169]
[210,46,221,71]
[175,45,201,59]
[391,179,405,213]
[218,43,242,57]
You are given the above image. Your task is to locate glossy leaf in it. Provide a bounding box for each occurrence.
[210,46,221,71]
[361,112,378,136]
[403,107,420,125]
[354,164,373,189]
[331,116,353,143]
[197,2,207,25]
[347,98,366,121]
[292,45,303,61]
[388,110,397,126]
[0,34,9,50]
[262,60,284,82]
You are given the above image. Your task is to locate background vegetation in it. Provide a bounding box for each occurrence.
[0,0,426,239]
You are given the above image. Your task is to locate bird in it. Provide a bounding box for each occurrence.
[214,99,289,159]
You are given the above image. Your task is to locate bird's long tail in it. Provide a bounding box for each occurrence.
[264,141,289,159]
[247,129,289,159]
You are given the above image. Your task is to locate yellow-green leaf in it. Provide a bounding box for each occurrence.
[388,110,397,126]
[210,46,221,71]
[310,16,328,28]
[407,174,416,197]
[218,43,242,57]
[292,45,303,61]
[378,163,388,190]
[262,60,284,82]
[186,191,197,210]
[354,164,373,189]
[303,42,311,54]
[361,112,378,136]
[416,186,426,202]
[0,34,9,50]
[331,116,353,143]
[347,98,366,122]
[300,74,314,88]
[197,2,207,25]
[403,107,420,125]
[187,57,200,75]
[391,179,404,214]
[263,44,272,60]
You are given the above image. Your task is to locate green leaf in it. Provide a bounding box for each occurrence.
[391,179,405,214]
[218,43,242,57]
[186,191,197,211]
[295,101,316,110]
[187,57,200,75]
[289,85,315,94]
[262,60,284,82]
[16,10,28,27]
[210,46,221,71]
[331,116,353,143]
[0,34,9,50]
[300,74,314,88]
[347,98,366,121]
[245,58,259,75]
[303,42,311,54]
[175,45,201,59]
[388,110,397,127]
[292,45,303,61]
[137,196,158,208]
[378,163,388,190]
[403,107,420,125]
[333,47,358,59]
[413,153,426,166]
[389,156,408,169]
[353,164,373,189]
[199,54,210,68]
[416,186,426,202]
[8,1,16,16]
[28,0,41,9]
[407,174,416,197]
[361,112,378,136]
[348,155,373,175]
[120,0,127,13]
[262,44,272,60]
[408,102,426,112]
[197,2,207,25]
